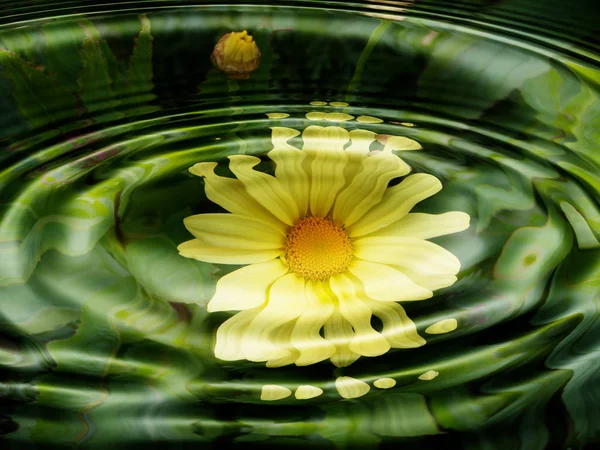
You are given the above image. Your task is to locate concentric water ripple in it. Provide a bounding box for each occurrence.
[1,1,600,449]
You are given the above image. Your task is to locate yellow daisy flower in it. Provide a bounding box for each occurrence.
[178,125,470,367]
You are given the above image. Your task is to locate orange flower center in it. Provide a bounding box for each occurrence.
[284,217,353,281]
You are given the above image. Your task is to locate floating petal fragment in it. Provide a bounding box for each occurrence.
[425,319,458,335]
[306,112,327,120]
[377,135,423,152]
[357,115,384,123]
[335,376,370,399]
[373,378,396,389]
[306,112,355,122]
[261,384,292,401]
[266,113,290,119]
[295,385,323,399]
[418,370,439,381]
[325,113,355,122]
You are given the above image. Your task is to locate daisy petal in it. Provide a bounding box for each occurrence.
[242,273,307,362]
[268,127,310,217]
[348,260,432,302]
[323,311,360,368]
[353,236,461,275]
[207,259,289,312]
[392,266,458,291]
[177,239,282,264]
[368,211,470,239]
[267,355,298,368]
[302,126,349,217]
[214,308,260,361]
[363,298,426,348]
[335,376,370,399]
[349,173,442,237]
[329,274,390,357]
[188,162,281,226]
[228,155,299,226]
[346,129,376,155]
[290,281,335,366]
[342,129,376,182]
[380,135,422,152]
[266,322,299,368]
[183,213,285,249]
[333,152,410,227]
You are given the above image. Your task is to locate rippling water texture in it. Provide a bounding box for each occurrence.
[1,1,600,448]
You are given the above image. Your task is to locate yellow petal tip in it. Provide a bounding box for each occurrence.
[418,370,439,381]
[189,162,218,177]
[295,385,323,400]
[260,385,292,401]
[425,318,458,334]
[266,112,290,119]
[335,376,370,399]
[373,378,396,389]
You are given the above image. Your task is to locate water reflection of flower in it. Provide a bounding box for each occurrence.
[178,125,469,367]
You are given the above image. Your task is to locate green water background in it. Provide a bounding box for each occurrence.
[1,1,600,448]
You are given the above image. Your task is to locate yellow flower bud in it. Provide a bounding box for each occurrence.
[211,30,261,79]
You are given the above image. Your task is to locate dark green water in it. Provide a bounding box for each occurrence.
[1,1,600,449]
